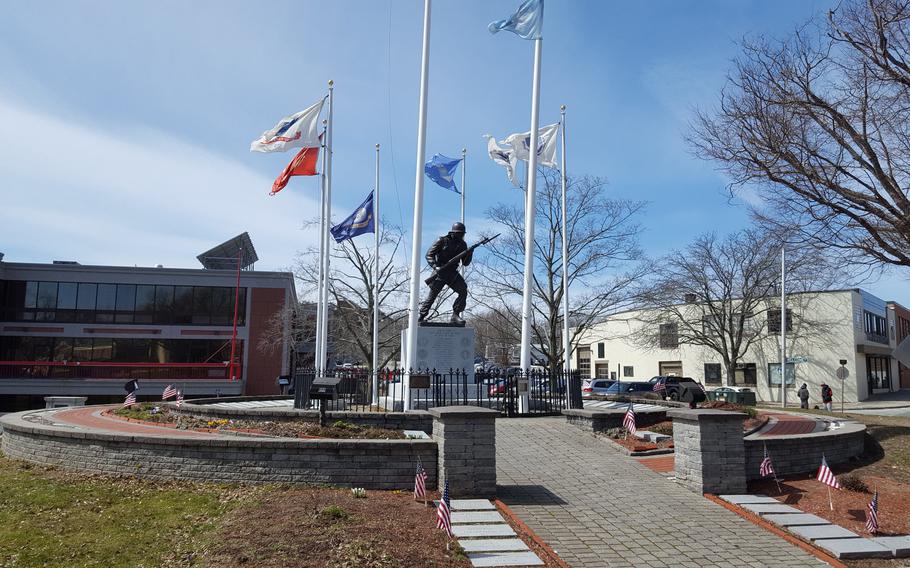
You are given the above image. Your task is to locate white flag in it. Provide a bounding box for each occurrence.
[503,123,560,168]
[250,98,325,153]
[484,135,520,187]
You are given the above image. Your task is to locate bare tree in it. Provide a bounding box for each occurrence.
[475,170,646,372]
[294,221,409,370]
[690,0,910,272]
[635,229,840,384]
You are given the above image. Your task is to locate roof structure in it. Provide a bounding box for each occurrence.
[196,232,258,270]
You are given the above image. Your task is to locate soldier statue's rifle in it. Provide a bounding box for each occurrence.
[424,233,500,285]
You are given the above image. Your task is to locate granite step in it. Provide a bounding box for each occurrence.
[467,551,544,567]
[789,524,861,541]
[762,513,832,527]
[453,524,518,538]
[815,538,893,559]
[718,494,781,505]
[450,499,498,511]
[459,538,530,553]
[452,511,506,524]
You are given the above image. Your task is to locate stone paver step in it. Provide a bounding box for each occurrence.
[873,536,910,558]
[718,494,780,505]
[816,538,893,559]
[762,513,832,527]
[452,511,506,524]
[790,524,860,541]
[459,538,530,553]
[467,551,544,567]
[451,499,498,511]
[740,503,803,515]
[453,524,518,538]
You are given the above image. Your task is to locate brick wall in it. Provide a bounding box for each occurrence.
[744,424,866,480]
[245,287,288,395]
[563,408,668,432]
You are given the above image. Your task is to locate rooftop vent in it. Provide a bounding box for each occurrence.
[52,260,80,265]
[197,232,258,270]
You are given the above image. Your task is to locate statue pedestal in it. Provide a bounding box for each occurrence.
[400,325,476,410]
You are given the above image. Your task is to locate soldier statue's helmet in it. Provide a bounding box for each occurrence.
[450,222,466,234]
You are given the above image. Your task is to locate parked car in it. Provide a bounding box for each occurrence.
[649,376,700,400]
[582,378,616,397]
[488,379,508,397]
[603,381,654,396]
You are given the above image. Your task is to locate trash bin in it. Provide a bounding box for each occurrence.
[739,390,757,406]
[705,391,719,402]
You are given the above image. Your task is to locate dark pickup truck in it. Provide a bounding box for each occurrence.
[648,376,701,401]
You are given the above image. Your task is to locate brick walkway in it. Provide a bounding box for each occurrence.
[496,418,828,567]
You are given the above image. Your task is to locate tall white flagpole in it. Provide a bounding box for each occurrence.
[372,143,381,406]
[519,37,543,414]
[320,80,335,371]
[460,147,466,225]
[314,125,327,371]
[560,105,570,377]
[404,0,432,409]
[780,246,787,408]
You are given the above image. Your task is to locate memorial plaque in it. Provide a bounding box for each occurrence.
[401,326,475,382]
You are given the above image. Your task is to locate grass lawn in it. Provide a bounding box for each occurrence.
[0,457,239,567]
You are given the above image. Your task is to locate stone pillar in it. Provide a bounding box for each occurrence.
[430,406,497,498]
[668,409,746,495]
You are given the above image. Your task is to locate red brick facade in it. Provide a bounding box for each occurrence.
[245,287,288,395]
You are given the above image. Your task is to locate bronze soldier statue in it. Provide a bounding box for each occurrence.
[419,222,472,324]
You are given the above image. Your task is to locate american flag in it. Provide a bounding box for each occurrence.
[816,455,841,489]
[175,391,184,408]
[123,391,137,408]
[652,380,665,392]
[162,384,178,400]
[697,382,707,394]
[759,445,775,477]
[435,480,453,538]
[414,463,428,500]
[623,402,637,435]
[866,491,879,534]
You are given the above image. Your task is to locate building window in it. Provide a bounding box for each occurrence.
[767,309,793,333]
[733,363,757,386]
[867,356,892,391]
[659,323,678,349]
[704,363,722,385]
[597,342,605,359]
[768,362,796,386]
[594,363,610,378]
[0,335,240,365]
[577,348,591,376]
[622,366,634,377]
[864,311,888,344]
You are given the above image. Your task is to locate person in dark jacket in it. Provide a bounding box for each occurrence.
[798,383,810,409]
[419,222,473,324]
[821,382,834,411]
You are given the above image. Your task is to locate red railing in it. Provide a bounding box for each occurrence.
[0,361,233,381]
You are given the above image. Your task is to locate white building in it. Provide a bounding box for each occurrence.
[572,289,903,403]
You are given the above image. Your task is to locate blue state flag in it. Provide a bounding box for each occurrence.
[330,191,374,243]
[488,0,543,40]
[424,154,462,194]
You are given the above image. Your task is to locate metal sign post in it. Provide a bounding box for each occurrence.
[836,359,849,414]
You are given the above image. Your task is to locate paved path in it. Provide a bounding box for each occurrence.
[757,412,822,437]
[496,418,828,568]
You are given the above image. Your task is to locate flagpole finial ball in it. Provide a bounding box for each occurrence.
[561,104,566,112]
[328,79,334,88]
[462,147,466,154]
[376,143,380,150]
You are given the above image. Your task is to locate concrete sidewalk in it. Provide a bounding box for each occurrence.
[496,418,828,568]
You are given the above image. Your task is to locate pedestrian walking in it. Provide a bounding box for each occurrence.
[821,382,833,412]
[798,383,810,409]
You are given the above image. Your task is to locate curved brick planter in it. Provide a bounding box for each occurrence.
[0,409,436,489]
[745,421,866,480]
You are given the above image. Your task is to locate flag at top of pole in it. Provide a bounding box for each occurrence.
[250,97,325,153]
[424,154,462,193]
[489,0,543,39]
[331,191,375,243]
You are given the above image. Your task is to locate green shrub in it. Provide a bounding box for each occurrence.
[839,473,869,493]
[649,422,674,436]
[319,504,350,520]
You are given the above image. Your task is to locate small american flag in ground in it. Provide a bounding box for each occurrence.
[162,384,177,400]
[623,402,636,435]
[175,391,184,408]
[816,455,841,489]
[760,445,775,477]
[123,391,136,408]
[697,382,706,394]
[414,463,428,499]
[436,480,453,538]
[866,491,879,533]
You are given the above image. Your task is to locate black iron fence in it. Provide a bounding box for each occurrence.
[293,367,583,417]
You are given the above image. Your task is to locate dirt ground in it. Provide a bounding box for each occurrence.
[204,487,470,568]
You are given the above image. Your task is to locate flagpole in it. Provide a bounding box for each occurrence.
[519,37,543,413]
[228,249,243,381]
[320,80,335,372]
[780,246,786,408]
[314,123,327,371]
[460,147,466,225]
[404,0,433,410]
[372,143,381,407]
[560,105,570,378]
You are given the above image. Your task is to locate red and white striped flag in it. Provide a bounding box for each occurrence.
[866,491,879,534]
[652,380,665,392]
[414,463,428,500]
[816,456,841,489]
[162,384,177,400]
[623,402,637,435]
[175,391,184,408]
[123,391,137,408]
[436,480,453,538]
[759,445,775,477]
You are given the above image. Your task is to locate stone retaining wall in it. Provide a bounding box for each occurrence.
[744,422,866,480]
[0,414,436,489]
[563,408,669,433]
[175,401,434,434]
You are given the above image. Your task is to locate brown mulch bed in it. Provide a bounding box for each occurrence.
[608,436,674,452]
[204,488,470,568]
[749,474,910,537]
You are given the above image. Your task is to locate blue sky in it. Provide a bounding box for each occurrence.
[1,0,907,304]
